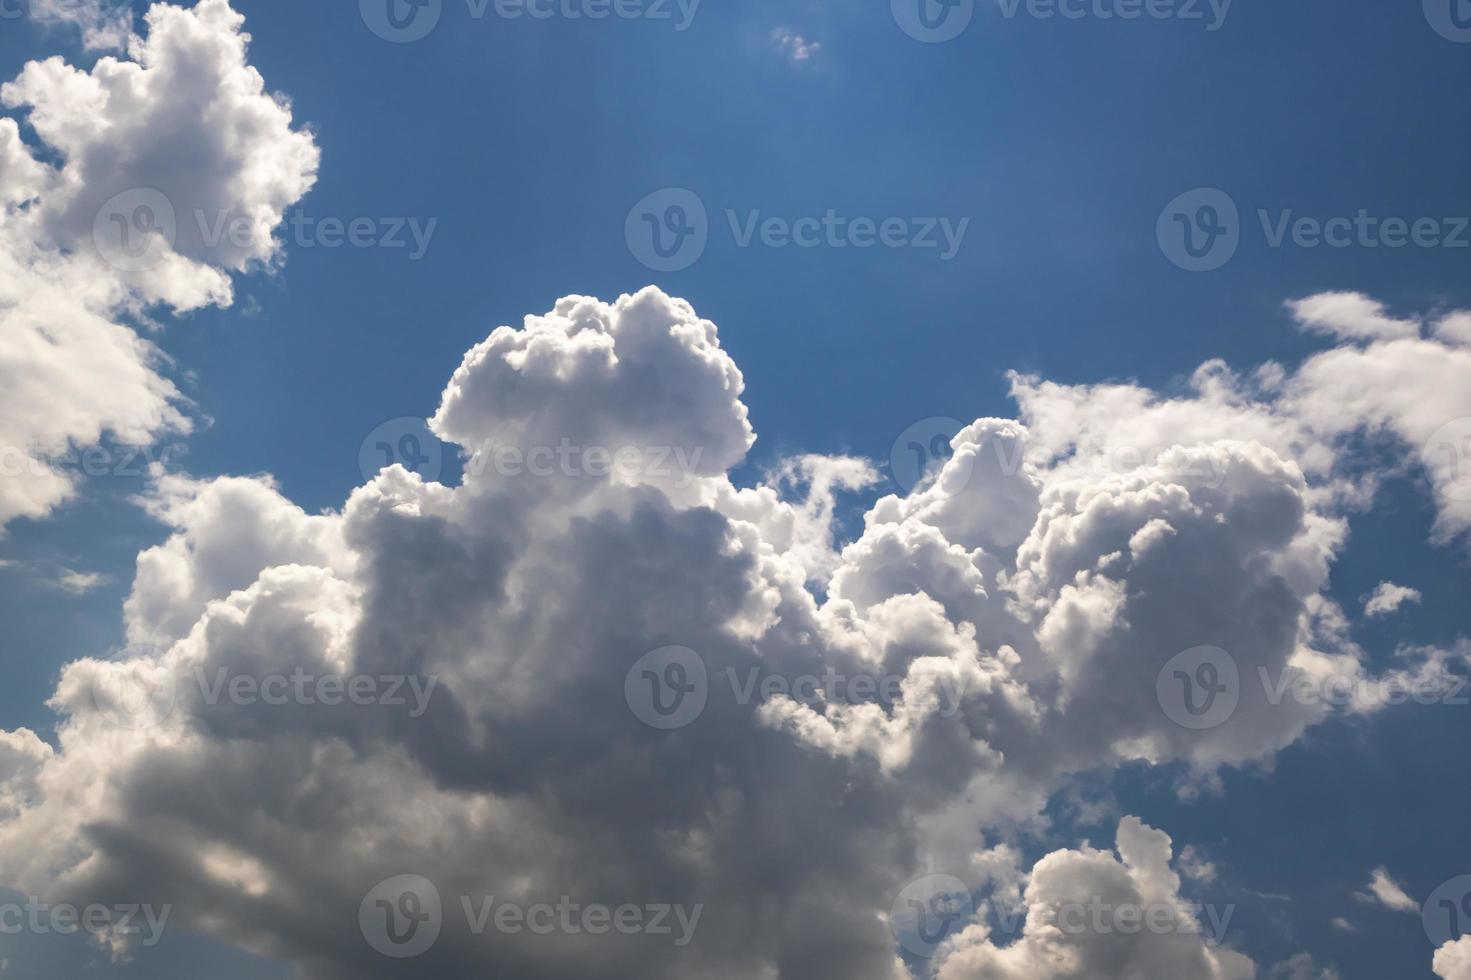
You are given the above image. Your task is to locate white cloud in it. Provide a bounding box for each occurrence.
[1267,954,1341,980]
[0,282,1459,976]
[772,27,822,63]
[0,560,108,594]
[1178,845,1217,883]
[1434,312,1471,347]
[1357,867,1418,913]
[1287,292,1420,342]
[1435,937,1471,980]
[932,817,1256,979]
[50,568,108,594]
[25,0,135,49]
[1363,581,1422,617]
[0,0,318,531]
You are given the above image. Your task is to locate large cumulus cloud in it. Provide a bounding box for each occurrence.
[2,281,1465,977]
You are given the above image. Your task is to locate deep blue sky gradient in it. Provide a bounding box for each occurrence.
[1,1,1468,975]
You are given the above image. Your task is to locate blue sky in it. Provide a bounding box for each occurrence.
[0,1,1469,978]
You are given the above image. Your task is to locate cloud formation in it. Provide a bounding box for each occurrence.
[0,0,318,530]
[931,817,1254,979]
[0,279,1466,977]
[1363,581,1422,618]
